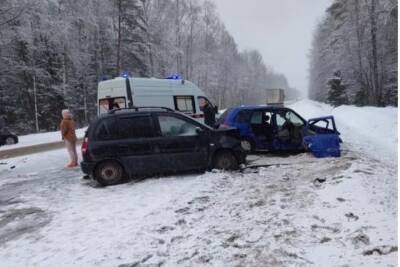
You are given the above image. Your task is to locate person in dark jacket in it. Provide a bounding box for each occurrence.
[199,97,216,127]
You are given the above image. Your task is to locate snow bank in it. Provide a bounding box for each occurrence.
[0,128,87,151]
[288,99,397,166]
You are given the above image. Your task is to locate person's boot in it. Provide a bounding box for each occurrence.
[66,162,75,168]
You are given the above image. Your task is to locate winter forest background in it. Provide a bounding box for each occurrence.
[309,0,398,107]
[0,0,297,134]
[0,0,398,134]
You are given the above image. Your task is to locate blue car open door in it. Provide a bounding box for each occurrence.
[303,116,341,158]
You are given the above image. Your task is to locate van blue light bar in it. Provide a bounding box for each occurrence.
[121,71,130,78]
[166,74,182,80]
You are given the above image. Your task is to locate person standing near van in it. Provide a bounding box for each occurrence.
[60,109,78,168]
[199,97,216,128]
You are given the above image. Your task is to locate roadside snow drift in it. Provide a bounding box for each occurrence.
[0,128,87,152]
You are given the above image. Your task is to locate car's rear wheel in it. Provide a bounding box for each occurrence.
[240,138,254,152]
[213,151,239,170]
[94,161,125,186]
[5,137,15,145]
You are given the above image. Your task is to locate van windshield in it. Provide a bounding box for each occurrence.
[99,97,126,114]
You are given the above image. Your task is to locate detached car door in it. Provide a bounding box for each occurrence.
[153,113,209,172]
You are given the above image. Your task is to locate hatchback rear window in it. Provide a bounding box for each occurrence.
[216,108,232,124]
[235,110,252,123]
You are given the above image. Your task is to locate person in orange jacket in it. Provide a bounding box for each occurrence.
[60,109,78,168]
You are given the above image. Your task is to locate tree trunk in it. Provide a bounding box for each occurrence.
[33,75,39,133]
[369,0,380,105]
[116,0,122,77]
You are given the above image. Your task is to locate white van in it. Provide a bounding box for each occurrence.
[97,77,217,121]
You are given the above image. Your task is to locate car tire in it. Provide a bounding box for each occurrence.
[213,151,239,170]
[5,136,16,145]
[240,138,254,152]
[94,161,125,186]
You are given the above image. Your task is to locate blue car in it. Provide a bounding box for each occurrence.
[216,106,341,157]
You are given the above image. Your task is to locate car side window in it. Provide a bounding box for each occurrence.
[118,116,154,139]
[94,119,118,140]
[285,111,304,126]
[95,122,109,140]
[158,115,198,137]
[250,111,263,124]
[275,113,286,127]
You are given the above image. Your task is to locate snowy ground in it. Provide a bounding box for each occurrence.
[0,128,86,151]
[0,100,397,266]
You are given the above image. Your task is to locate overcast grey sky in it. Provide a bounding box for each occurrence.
[213,0,333,95]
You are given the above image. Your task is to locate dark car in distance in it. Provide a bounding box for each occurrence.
[0,128,18,146]
[81,107,246,186]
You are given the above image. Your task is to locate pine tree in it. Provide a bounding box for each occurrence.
[115,0,150,77]
[327,71,348,107]
[309,0,397,107]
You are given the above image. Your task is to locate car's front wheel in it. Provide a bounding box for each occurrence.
[5,136,16,145]
[213,151,239,170]
[94,161,125,186]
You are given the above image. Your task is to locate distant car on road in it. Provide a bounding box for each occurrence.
[216,105,340,156]
[0,128,18,146]
[80,107,246,186]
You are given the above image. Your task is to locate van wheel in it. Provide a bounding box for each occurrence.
[213,151,239,170]
[240,139,254,152]
[94,161,124,186]
[5,137,15,145]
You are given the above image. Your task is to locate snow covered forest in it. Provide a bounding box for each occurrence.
[308,0,397,107]
[0,0,297,134]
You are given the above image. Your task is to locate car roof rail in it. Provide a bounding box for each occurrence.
[108,106,174,114]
